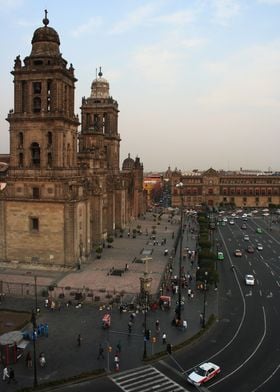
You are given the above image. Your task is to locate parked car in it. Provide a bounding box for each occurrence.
[187,362,221,386]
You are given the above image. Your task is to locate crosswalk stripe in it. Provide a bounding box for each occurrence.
[109,365,190,392]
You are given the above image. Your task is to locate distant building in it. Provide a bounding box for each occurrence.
[166,167,280,209]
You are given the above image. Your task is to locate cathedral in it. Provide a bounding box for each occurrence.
[0,12,145,267]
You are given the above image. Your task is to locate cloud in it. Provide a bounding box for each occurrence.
[210,0,241,26]
[258,0,280,3]
[71,16,103,38]
[109,4,156,35]
[131,43,182,85]
[179,37,207,48]
[0,0,23,9]
[198,41,280,108]
[152,9,195,25]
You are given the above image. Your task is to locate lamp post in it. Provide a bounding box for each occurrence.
[34,275,38,313]
[143,291,148,359]
[31,309,38,388]
[176,182,184,322]
[202,271,208,328]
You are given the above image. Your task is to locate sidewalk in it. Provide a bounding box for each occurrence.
[0,212,218,391]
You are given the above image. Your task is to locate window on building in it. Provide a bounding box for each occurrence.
[18,132,24,147]
[30,217,39,232]
[47,80,51,112]
[32,187,40,199]
[47,132,53,146]
[268,197,272,203]
[19,153,23,167]
[33,97,41,113]
[47,152,52,168]
[31,142,40,167]
[33,82,41,94]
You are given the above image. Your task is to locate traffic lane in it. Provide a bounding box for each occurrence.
[211,297,280,392]
[162,254,245,378]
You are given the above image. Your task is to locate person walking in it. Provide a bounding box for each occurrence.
[25,351,32,368]
[155,320,160,334]
[114,352,120,372]
[162,332,167,344]
[7,368,17,384]
[77,333,82,346]
[97,344,105,359]
[116,341,122,354]
[2,366,9,382]
[128,321,132,334]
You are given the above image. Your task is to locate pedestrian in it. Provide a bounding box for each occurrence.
[182,320,187,330]
[97,343,105,359]
[2,366,9,381]
[25,351,32,368]
[7,368,17,384]
[200,313,203,325]
[162,332,167,344]
[77,333,82,346]
[114,352,120,372]
[155,320,160,334]
[116,341,122,354]
[187,288,191,298]
[128,321,132,334]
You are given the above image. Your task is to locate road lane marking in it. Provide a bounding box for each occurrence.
[210,307,267,387]
[250,363,280,392]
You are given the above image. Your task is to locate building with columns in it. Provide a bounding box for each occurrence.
[166,167,280,209]
[0,13,144,267]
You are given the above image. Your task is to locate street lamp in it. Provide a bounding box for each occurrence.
[31,309,38,388]
[143,291,148,359]
[176,182,184,322]
[202,271,208,328]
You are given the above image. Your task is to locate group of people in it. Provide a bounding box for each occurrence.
[24,351,46,368]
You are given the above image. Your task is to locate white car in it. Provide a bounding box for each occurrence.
[257,244,263,251]
[187,362,221,386]
[245,274,255,285]
[229,220,235,225]
[244,235,249,241]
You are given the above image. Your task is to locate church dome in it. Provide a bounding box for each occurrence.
[122,154,135,170]
[90,67,110,99]
[30,11,61,57]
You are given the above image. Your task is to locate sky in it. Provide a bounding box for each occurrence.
[1,0,280,172]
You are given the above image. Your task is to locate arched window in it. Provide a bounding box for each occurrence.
[33,97,41,113]
[18,132,24,147]
[47,152,52,168]
[31,142,40,167]
[19,152,23,167]
[47,131,52,146]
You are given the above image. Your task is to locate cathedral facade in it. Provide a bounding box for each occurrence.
[0,13,144,267]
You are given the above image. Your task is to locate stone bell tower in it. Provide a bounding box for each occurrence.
[0,11,90,266]
[8,10,79,171]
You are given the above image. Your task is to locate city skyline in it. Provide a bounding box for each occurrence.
[1,0,280,172]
